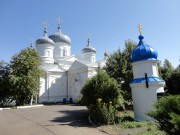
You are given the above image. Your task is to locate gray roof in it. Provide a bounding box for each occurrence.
[82,47,96,53]
[49,30,71,45]
[82,38,96,53]
[36,34,54,45]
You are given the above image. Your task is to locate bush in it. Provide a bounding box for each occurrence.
[81,69,124,109]
[148,95,180,135]
[89,99,116,124]
[81,69,125,124]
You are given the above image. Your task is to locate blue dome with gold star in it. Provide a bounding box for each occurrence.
[131,35,158,62]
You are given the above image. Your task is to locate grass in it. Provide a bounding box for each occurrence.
[100,110,166,135]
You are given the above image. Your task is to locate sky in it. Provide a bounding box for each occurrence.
[0,0,180,68]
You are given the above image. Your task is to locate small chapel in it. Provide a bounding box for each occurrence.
[36,18,107,103]
[130,24,165,121]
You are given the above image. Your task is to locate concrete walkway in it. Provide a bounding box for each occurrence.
[0,104,106,135]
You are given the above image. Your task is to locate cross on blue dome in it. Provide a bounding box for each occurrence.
[131,34,158,63]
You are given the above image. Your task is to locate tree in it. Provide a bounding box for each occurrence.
[104,40,137,107]
[9,47,44,105]
[161,59,174,81]
[0,61,14,106]
[169,67,180,94]
[159,59,179,94]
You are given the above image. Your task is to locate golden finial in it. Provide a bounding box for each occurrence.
[88,33,91,39]
[57,17,61,30]
[43,21,48,34]
[137,24,143,35]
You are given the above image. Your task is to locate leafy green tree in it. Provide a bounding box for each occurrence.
[9,47,44,105]
[148,95,180,135]
[169,67,180,94]
[104,40,137,107]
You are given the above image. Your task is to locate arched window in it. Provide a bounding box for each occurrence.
[63,49,66,57]
[92,57,95,62]
[47,50,50,57]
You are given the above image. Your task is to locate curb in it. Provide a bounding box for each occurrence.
[17,104,44,109]
[0,104,44,110]
[0,108,11,110]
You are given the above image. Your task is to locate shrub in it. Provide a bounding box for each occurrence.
[81,69,125,124]
[81,69,124,109]
[148,95,180,135]
[89,99,116,124]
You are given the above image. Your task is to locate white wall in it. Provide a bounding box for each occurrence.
[132,60,159,78]
[130,82,165,121]
[38,77,46,103]
[38,72,67,103]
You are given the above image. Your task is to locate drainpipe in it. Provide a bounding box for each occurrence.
[46,72,49,101]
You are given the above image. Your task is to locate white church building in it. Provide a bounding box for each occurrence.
[36,19,107,103]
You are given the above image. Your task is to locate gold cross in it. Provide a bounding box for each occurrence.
[88,33,91,39]
[57,17,61,26]
[43,21,48,30]
[138,24,143,35]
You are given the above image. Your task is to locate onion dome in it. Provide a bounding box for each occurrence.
[49,18,71,45]
[82,37,96,53]
[36,22,54,45]
[131,35,158,62]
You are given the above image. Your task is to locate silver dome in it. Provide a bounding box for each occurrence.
[49,30,71,45]
[36,35,55,45]
[82,46,96,53]
[82,38,96,53]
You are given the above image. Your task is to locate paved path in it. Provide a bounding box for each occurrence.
[0,105,106,135]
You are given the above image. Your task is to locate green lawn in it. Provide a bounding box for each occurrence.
[99,110,166,135]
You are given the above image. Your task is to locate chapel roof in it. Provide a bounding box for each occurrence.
[131,25,158,63]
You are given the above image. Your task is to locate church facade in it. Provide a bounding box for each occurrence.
[36,19,107,103]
